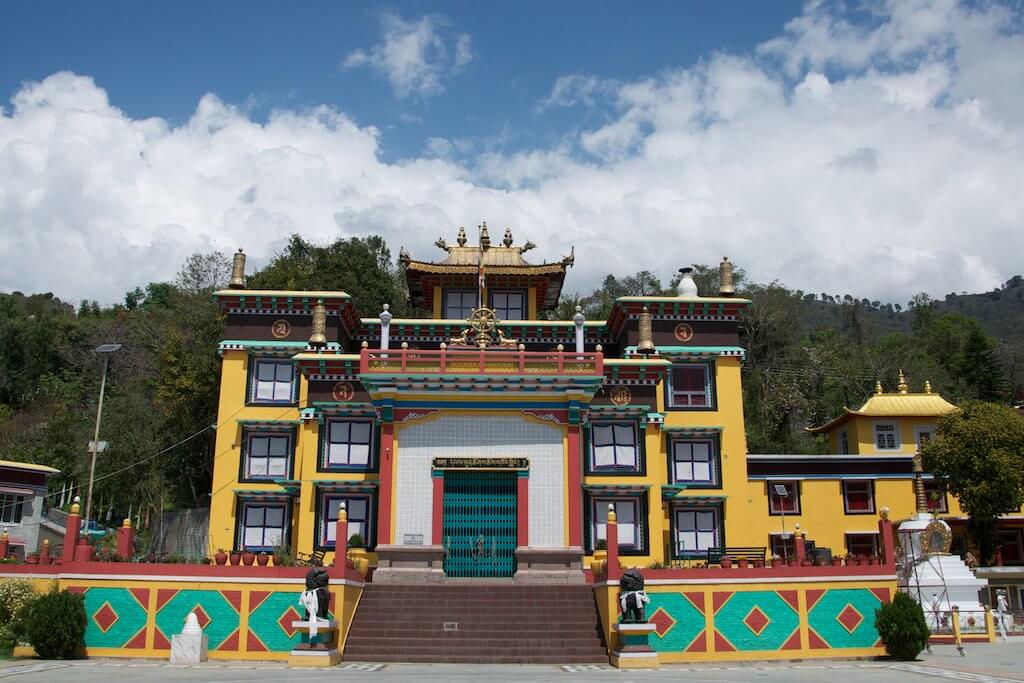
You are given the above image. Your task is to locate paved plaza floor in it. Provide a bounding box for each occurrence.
[1,642,1023,682]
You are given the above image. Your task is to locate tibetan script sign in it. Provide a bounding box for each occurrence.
[432,457,529,470]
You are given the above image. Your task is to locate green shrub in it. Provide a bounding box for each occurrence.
[0,579,38,652]
[875,592,930,661]
[594,539,607,551]
[347,533,365,549]
[21,588,86,659]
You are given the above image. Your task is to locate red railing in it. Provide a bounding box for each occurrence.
[359,347,603,376]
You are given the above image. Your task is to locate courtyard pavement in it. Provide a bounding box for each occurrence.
[1,641,1023,682]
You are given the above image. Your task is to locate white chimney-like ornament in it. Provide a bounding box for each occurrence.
[678,267,699,297]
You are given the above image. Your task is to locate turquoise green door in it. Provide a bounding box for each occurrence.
[442,471,518,578]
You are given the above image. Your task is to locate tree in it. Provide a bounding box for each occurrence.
[249,234,410,315]
[922,402,1024,564]
[958,326,1004,401]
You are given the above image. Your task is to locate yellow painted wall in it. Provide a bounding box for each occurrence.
[829,415,940,455]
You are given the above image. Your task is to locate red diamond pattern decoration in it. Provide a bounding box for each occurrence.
[93,602,119,634]
[836,604,864,634]
[743,606,771,637]
[648,607,676,638]
[278,606,302,638]
[191,605,211,629]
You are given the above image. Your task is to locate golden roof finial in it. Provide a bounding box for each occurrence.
[480,222,491,249]
[924,380,932,394]
[875,380,883,395]
[503,227,513,247]
[898,369,908,394]
[456,226,467,247]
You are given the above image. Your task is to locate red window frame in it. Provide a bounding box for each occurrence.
[842,480,875,514]
[768,481,800,515]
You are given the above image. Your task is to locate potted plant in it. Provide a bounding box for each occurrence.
[752,558,764,568]
[869,555,880,566]
[719,556,732,569]
[241,551,256,566]
[801,558,813,567]
[256,552,270,567]
[844,553,855,566]
[201,557,212,565]
[787,557,799,567]
[831,555,843,567]
[214,549,228,566]
[348,533,366,549]
[737,558,749,569]
[229,551,242,566]
[25,552,39,565]
[770,555,783,568]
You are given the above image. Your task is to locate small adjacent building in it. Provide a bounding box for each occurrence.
[0,459,59,560]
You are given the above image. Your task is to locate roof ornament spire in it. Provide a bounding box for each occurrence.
[924,380,932,394]
[637,306,655,355]
[229,248,247,289]
[678,267,699,297]
[503,227,514,247]
[457,226,467,247]
[875,380,883,395]
[898,369,908,394]
[718,257,735,297]
[480,222,491,250]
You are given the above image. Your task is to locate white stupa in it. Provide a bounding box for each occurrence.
[897,455,988,630]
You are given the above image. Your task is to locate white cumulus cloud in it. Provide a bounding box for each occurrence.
[342,12,473,99]
[1,1,1023,307]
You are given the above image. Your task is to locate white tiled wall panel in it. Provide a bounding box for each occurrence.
[394,414,566,548]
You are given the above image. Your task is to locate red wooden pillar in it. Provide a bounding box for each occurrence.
[335,505,349,563]
[39,539,51,565]
[116,518,135,560]
[606,505,621,581]
[0,529,9,559]
[517,473,529,547]
[63,498,81,562]
[567,424,583,548]
[377,422,395,545]
[794,531,806,564]
[878,513,896,566]
[431,474,444,545]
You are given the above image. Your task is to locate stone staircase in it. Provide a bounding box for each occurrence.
[343,584,608,663]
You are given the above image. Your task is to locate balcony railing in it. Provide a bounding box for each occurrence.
[359,347,603,376]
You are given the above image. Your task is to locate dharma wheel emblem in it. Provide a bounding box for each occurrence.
[610,386,632,406]
[674,323,694,342]
[331,381,354,402]
[271,319,292,339]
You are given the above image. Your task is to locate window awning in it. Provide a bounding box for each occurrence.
[232,487,293,502]
[661,425,723,436]
[583,483,650,495]
[664,489,728,504]
[313,480,379,494]
[236,419,301,430]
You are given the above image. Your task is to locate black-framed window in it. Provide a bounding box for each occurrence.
[842,480,875,514]
[238,502,288,551]
[670,439,718,486]
[768,481,801,515]
[590,422,640,471]
[489,289,526,320]
[846,533,879,557]
[874,422,899,451]
[922,479,948,513]
[318,493,374,549]
[839,430,850,454]
[249,358,297,404]
[0,494,25,524]
[323,419,374,470]
[770,534,796,559]
[673,505,722,558]
[443,289,478,319]
[589,496,645,553]
[996,529,1024,565]
[242,432,293,481]
[667,363,714,409]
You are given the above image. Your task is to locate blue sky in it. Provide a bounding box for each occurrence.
[2,2,804,161]
[1,1,1022,304]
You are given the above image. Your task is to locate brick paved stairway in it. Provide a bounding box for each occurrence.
[343,584,608,664]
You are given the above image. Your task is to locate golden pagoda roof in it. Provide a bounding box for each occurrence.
[807,373,956,433]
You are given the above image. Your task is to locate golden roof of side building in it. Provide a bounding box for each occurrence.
[0,459,60,475]
[807,373,956,433]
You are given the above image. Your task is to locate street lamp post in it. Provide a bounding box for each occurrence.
[773,484,790,560]
[84,343,121,528]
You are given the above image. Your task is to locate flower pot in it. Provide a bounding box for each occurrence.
[869,556,880,566]
[214,551,228,566]
[229,552,241,566]
[771,558,783,568]
[720,557,732,569]
[753,559,764,568]
[26,555,39,565]
[242,552,256,566]
[737,558,749,569]
[787,558,799,567]
[832,558,843,566]
[801,559,813,567]
[256,554,269,566]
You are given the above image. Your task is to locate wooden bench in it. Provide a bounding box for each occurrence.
[706,547,766,564]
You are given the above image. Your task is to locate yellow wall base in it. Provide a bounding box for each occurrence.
[610,652,660,669]
[12,646,36,658]
[288,649,342,667]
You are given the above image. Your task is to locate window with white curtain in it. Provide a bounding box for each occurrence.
[674,507,720,556]
[591,498,640,550]
[324,420,373,468]
[670,440,716,485]
[591,422,639,470]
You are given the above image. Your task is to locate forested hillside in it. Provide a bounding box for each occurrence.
[1,234,1020,525]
